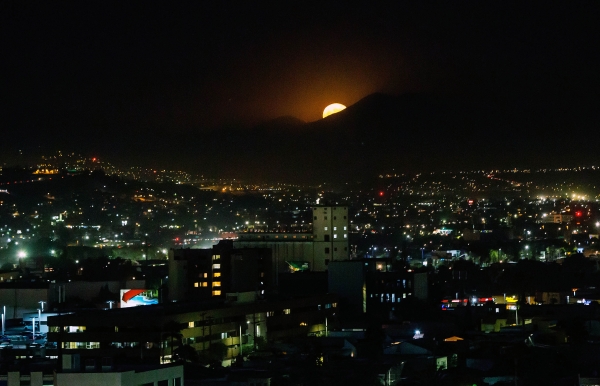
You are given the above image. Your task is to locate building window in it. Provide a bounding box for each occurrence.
[283,309,291,315]
[202,282,208,287]
[324,226,328,231]
[344,226,347,230]
[334,216,337,220]
[334,247,337,251]
[203,273,208,278]
[188,321,195,328]
[344,234,347,238]
[334,234,338,239]
[194,282,199,288]
[213,281,221,287]
[325,248,330,254]
[267,311,275,317]
[324,216,327,220]
[333,227,337,231]
[212,264,220,269]
[314,216,317,220]
[67,326,86,333]
[212,290,221,296]
[213,254,220,261]
[213,272,221,278]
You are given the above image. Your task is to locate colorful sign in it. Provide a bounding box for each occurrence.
[120,289,158,308]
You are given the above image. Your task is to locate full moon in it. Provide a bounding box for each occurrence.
[323,103,346,119]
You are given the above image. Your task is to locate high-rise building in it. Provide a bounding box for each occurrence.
[234,206,350,273]
[311,206,350,270]
[168,240,272,303]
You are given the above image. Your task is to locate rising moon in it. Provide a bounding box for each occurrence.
[323,103,346,119]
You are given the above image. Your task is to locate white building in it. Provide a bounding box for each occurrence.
[234,206,350,272]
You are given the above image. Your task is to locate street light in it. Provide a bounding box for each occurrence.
[38,301,46,313]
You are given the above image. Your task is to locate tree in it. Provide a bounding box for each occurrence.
[205,341,227,363]
[174,344,199,362]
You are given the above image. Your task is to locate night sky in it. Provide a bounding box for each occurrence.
[2,2,600,179]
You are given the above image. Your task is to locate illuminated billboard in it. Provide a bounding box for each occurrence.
[120,289,158,308]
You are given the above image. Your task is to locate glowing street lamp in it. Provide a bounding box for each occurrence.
[17,251,26,259]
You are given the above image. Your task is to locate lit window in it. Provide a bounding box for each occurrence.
[213,264,220,269]
[213,272,221,278]
[203,273,208,278]
[194,282,199,288]
[344,234,347,238]
[213,281,221,287]
[202,282,208,287]
[213,254,220,260]
[333,226,337,231]
[212,290,221,296]
[324,226,328,231]
[283,308,291,315]
[188,321,195,328]
[334,234,338,238]
[344,226,347,230]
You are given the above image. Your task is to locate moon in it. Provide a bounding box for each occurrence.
[323,103,346,119]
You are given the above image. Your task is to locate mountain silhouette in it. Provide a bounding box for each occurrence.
[3,92,598,183]
[204,91,599,182]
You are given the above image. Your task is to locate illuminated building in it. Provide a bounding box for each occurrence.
[168,240,272,302]
[47,293,338,366]
[234,206,350,272]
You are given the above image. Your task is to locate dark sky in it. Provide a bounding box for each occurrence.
[2,2,600,174]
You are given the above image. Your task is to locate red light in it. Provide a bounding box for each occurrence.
[379,191,384,196]
[92,158,97,162]
[576,211,582,217]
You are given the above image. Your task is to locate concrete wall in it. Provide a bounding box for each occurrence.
[54,365,183,386]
